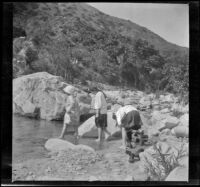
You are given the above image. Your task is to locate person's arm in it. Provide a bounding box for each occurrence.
[116,110,124,127]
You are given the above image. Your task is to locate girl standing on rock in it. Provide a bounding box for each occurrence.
[59,85,80,144]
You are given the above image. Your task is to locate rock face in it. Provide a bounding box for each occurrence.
[45,138,95,152]
[78,111,121,138]
[165,166,188,181]
[13,72,91,120]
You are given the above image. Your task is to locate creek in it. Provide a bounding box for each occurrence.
[13,115,112,164]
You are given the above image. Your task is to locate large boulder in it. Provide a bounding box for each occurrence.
[45,138,95,152]
[165,166,188,181]
[13,72,91,120]
[78,116,97,137]
[78,111,121,138]
[45,138,75,152]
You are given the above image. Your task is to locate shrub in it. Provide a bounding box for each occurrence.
[25,47,38,66]
[143,143,188,181]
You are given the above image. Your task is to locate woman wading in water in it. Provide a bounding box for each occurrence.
[59,85,80,144]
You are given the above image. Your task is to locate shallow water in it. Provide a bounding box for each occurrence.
[12,115,111,163]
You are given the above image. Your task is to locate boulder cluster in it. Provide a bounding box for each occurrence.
[13,72,189,181]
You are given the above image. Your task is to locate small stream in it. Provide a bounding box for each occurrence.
[12,115,112,164]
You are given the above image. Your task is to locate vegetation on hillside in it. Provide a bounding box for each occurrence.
[13,3,189,96]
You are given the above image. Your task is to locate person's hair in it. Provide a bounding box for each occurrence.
[89,86,99,92]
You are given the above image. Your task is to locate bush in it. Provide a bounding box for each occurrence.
[25,47,38,66]
[143,143,188,181]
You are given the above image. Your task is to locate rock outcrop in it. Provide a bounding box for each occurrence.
[13,72,91,120]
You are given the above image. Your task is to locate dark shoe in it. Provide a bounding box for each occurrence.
[129,155,135,163]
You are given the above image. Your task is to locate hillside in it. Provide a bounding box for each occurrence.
[13,2,189,94]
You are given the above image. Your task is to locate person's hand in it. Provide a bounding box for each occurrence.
[58,135,64,139]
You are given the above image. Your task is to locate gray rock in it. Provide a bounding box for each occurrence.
[171,126,189,138]
[45,138,95,153]
[13,72,91,120]
[78,111,121,138]
[179,113,189,127]
[165,166,188,181]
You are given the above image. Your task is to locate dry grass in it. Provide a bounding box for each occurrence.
[143,143,187,181]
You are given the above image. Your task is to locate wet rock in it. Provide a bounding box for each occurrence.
[45,138,75,152]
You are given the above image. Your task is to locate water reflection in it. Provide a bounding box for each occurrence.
[13,115,109,163]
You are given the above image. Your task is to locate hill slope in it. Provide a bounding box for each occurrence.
[13,2,188,93]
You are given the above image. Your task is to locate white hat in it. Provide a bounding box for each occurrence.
[63,85,75,95]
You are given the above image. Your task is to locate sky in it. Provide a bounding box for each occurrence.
[87,3,189,47]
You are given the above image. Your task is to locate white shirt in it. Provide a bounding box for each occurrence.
[115,105,137,126]
[94,91,107,114]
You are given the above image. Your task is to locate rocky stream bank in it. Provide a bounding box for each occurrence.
[12,72,189,181]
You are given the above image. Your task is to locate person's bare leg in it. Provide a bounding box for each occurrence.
[74,126,79,145]
[95,128,101,142]
[104,128,112,140]
[59,123,68,139]
[120,127,126,149]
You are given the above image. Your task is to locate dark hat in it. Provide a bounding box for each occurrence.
[89,86,100,92]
